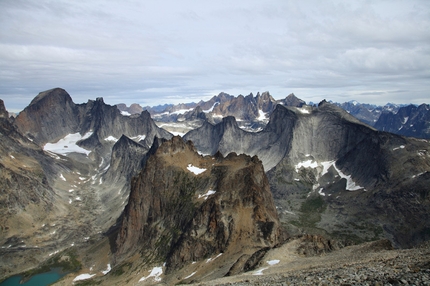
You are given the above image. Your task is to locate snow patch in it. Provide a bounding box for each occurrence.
[253,267,268,275]
[206,253,223,263]
[170,131,186,137]
[171,108,194,115]
[393,145,405,151]
[203,102,219,113]
[139,266,163,282]
[320,161,335,176]
[267,259,280,265]
[59,173,66,181]
[101,264,111,275]
[412,172,425,178]
[317,161,364,191]
[257,110,268,120]
[73,273,96,282]
[49,250,60,256]
[187,164,206,175]
[104,136,118,142]
[297,107,310,114]
[295,160,318,172]
[131,134,146,142]
[403,117,409,124]
[331,164,364,191]
[184,271,197,279]
[198,190,216,200]
[318,188,326,196]
[121,111,131,116]
[44,132,92,155]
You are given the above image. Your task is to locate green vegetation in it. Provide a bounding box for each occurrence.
[291,195,327,228]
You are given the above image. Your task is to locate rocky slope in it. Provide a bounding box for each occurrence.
[0,99,55,237]
[184,101,430,248]
[1,88,173,280]
[191,238,430,286]
[112,136,283,284]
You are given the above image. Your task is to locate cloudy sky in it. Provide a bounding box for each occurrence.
[1,0,429,112]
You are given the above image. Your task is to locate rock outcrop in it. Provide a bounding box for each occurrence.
[14,88,81,144]
[115,136,282,277]
[0,99,9,119]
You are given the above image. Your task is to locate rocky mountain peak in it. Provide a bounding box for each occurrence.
[115,136,282,276]
[14,88,80,144]
[0,99,8,118]
[278,93,306,107]
[222,116,239,129]
[28,87,72,106]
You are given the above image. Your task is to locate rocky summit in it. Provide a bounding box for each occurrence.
[112,136,283,284]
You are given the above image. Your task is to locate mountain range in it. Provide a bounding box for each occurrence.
[118,93,430,139]
[0,88,429,285]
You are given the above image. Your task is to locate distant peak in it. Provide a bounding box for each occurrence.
[318,99,328,107]
[0,99,8,118]
[29,88,71,106]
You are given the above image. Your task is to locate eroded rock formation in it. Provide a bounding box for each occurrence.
[115,136,283,275]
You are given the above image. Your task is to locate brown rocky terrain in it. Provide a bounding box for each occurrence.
[114,136,283,279]
[191,238,430,286]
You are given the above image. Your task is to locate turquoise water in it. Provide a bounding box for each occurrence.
[0,269,65,286]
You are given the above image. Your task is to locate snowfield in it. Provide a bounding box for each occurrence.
[139,266,163,282]
[43,132,92,155]
[198,190,216,200]
[295,159,365,191]
[187,164,206,175]
[73,273,96,281]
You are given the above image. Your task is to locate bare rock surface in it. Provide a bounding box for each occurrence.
[114,136,283,279]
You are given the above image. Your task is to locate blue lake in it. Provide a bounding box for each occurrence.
[0,269,65,286]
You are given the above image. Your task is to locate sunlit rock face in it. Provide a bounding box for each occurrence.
[115,136,282,275]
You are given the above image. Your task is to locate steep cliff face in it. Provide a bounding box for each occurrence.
[115,136,282,277]
[14,88,81,144]
[78,97,172,151]
[185,101,430,247]
[183,105,299,171]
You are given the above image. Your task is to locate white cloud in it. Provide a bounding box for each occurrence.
[0,0,429,111]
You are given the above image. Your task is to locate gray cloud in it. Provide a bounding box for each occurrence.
[1,0,429,112]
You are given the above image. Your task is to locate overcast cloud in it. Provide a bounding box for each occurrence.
[1,0,429,112]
